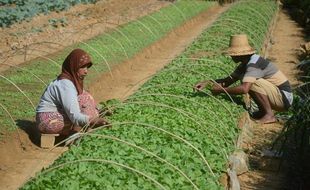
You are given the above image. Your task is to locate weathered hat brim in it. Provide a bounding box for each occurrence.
[225,47,256,56]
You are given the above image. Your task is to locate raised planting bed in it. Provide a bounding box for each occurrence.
[21,0,278,189]
[0,0,216,132]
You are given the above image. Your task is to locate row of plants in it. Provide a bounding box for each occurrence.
[21,0,278,189]
[280,0,310,32]
[0,0,215,132]
[275,38,310,189]
[282,86,310,189]
[0,0,98,27]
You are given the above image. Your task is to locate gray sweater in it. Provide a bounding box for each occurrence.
[36,79,89,126]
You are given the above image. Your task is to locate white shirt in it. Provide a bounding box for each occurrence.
[36,79,89,126]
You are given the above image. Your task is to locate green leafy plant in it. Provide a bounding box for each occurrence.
[0,0,97,27]
[48,17,68,28]
[19,1,278,189]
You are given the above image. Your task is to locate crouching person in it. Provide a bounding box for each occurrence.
[36,48,109,136]
[194,34,293,124]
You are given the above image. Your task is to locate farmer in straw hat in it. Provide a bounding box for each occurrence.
[194,34,293,124]
[36,48,109,136]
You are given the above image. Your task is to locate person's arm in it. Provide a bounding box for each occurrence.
[215,75,238,87]
[211,82,252,95]
[71,117,110,132]
[194,63,244,91]
[58,80,89,126]
[89,116,110,128]
[56,80,110,132]
[212,61,266,95]
[194,75,238,91]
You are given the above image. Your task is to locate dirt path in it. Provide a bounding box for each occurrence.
[88,4,229,102]
[239,6,305,190]
[0,3,228,190]
[0,1,169,189]
[0,133,67,190]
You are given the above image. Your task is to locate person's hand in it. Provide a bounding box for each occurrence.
[90,117,111,129]
[99,107,113,116]
[98,118,110,126]
[193,80,212,92]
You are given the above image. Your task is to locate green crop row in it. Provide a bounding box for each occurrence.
[21,1,277,189]
[0,0,215,132]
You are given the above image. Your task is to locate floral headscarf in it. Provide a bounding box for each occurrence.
[58,49,92,95]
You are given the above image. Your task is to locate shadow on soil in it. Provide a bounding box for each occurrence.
[16,119,68,147]
[16,119,41,147]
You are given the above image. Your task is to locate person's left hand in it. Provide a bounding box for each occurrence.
[89,117,111,129]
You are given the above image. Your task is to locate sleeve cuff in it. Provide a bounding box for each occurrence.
[242,77,256,83]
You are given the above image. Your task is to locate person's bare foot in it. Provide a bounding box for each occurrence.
[250,111,264,119]
[255,114,277,124]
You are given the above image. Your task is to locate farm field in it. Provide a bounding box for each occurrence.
[0,0,309,189]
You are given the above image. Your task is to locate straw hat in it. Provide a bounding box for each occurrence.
[226,34,255,56]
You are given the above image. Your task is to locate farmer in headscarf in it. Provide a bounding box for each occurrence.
[194,34,293,124]
[36,48,109,135]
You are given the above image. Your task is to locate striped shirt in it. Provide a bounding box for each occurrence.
[231,54,293,108]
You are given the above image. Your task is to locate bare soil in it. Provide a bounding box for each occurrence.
[0,0,171,72]
[0,1,228,189]
[88,4,229,102]
[0,1,171,189]
[1,1,305,189]
[238,6,306,190]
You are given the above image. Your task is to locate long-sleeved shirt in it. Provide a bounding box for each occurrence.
[36,79,89,126]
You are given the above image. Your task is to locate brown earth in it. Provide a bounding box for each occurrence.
[0,1,171,189]
[238,5,306,190]
[1,1,305,189]
[88,4,229,102]
[0,2,228,190]
[0,0,171,72]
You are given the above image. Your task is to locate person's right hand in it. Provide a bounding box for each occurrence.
[90,117,111,128]
[97,118,110,126]
[194,82,205,92]
[99,107,113,116]
[193,80,212,92]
